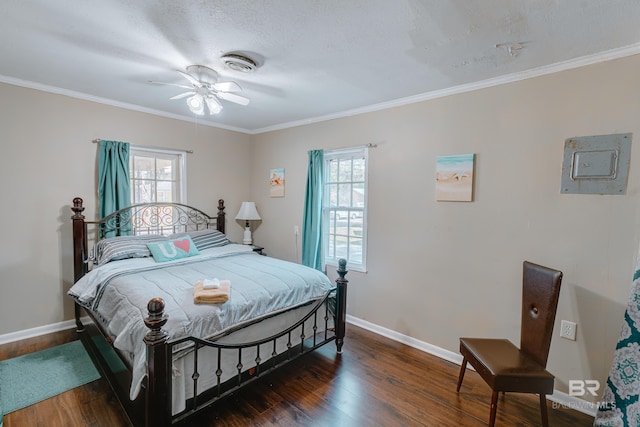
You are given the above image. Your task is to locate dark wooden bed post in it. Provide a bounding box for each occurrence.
[71,197,87,282]
[217,198,226,234]
[144,298,170,427]
[71,197,87,332]
[335,258,348,354]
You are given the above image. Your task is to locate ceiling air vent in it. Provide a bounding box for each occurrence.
[221,53,257,73]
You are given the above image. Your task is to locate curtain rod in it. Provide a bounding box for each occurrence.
[316,142,378,151]
[92,139,193,154]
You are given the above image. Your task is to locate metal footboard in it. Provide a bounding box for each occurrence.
[142,259,348,427]
[169,290,337,423]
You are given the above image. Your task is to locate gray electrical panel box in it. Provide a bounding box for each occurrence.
[561,133,632,195]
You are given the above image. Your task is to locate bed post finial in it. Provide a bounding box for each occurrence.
[144,298,168,343]
[337,258,348,280]
[144,297,170,427]
[335,258,348,354]
[71,197,85,219]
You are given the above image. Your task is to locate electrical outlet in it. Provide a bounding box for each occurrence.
[560,320,577,341]
[294,225,299,236]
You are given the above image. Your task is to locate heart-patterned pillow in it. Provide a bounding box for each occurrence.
[147,235,200,263]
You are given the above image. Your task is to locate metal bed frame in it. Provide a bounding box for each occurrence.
[70,197,348,426]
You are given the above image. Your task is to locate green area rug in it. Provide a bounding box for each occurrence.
[0,340,101,414]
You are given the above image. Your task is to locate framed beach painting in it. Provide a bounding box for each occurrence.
[270,168,285,197]
[435,154,475,202]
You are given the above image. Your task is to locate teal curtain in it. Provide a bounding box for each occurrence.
[98,140,131,237]
[302,150,324,271]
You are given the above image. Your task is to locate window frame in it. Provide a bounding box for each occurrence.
[322,146,368,272]
[129,146,187,204]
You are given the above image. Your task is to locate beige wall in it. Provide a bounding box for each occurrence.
[249,54,640,400]
[0,83,252,334]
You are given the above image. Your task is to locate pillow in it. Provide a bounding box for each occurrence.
[147,236,200,263]
[170,229,231,251]
[92,234,168,266]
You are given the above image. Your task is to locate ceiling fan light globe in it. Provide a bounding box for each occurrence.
[205,97,223,115]
[187,95,202,109]
[187,95,205,115]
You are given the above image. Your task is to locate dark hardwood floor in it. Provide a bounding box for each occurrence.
[0,325,594,426]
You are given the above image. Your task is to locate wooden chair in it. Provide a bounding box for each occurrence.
[456,261,562,427]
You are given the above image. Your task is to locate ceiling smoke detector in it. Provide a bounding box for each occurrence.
[221,53,257,73]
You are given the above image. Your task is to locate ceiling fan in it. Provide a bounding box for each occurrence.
[151,65,250,116]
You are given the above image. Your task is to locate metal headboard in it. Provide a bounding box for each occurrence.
[71,198,226,281]
[94,202,223,238]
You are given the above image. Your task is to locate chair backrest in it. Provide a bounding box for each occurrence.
[520,261,563,367]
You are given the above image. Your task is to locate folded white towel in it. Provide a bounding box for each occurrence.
[202,278,220,289]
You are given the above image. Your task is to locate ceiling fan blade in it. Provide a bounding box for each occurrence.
[216,91,250,106]
[169,91,195,100]
[177,70,202,88]
[149,81,193,90]
[213,81,241,92]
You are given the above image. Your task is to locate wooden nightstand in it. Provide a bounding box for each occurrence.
[251,245,265,255]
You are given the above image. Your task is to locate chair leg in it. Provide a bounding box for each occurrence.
[539,394,549,427]
[456,357,467,392]
[489,390,499,427]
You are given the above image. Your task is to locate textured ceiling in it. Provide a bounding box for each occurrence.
[2,0,640,134]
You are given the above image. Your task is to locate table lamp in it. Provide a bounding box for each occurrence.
[235,202,261,244]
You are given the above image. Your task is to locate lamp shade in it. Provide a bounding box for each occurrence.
[235,202,261,221]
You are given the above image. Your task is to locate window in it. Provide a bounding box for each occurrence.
[129,148,186,204]
[323,147,368,272]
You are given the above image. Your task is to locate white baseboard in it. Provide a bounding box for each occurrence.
[346,314,464,365]
[0,317,92,346]
[346,315,596,418]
